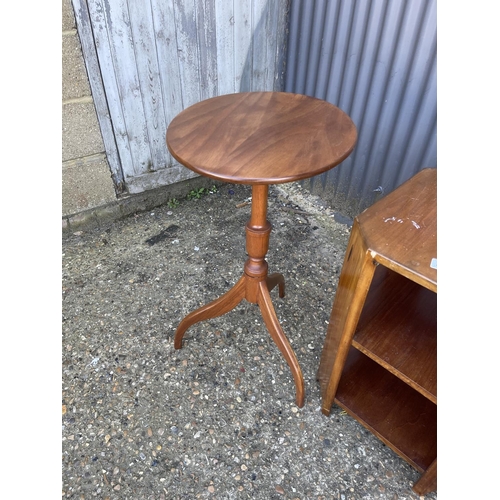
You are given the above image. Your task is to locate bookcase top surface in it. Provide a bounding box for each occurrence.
[357,168,437,288]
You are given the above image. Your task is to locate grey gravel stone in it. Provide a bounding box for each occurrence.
[62,182,437,499]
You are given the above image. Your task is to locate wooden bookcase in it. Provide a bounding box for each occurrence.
[317,168,437,495]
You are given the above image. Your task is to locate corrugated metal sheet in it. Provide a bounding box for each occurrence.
[72,0,289,195]
[285,0,437,216]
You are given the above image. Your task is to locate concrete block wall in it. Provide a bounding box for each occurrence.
[62,0,240,233]
[62,0,216,233]
[62,0,117,224]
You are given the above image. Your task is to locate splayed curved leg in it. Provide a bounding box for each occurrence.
[174,276,247,349]
[257,280,305,407]
[266,272,285,298]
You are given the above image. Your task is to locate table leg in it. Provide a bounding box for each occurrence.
[174,184,305,407]
[317,220,377,415]
[265,273,285,298]
[413,458,437,495]
[258,280,304,407]
[174,275,246,349]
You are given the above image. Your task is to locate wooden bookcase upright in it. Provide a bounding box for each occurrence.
[317,168,437,495]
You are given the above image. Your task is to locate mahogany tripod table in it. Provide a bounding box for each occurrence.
[166,92,357,407]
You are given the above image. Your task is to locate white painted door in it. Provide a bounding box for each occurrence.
[72,0,289,195]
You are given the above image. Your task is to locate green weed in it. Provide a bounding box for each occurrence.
[167,198,179,209]
[186,185,218,200]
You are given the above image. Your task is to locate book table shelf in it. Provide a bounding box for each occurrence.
[317,168,437,494]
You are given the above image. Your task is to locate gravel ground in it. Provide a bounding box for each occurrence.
[62,182,437,500]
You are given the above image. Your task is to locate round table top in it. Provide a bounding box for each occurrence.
[166,92,357,185]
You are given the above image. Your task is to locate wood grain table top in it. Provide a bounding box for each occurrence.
[166,92,357,185]
[357,168,437,290]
